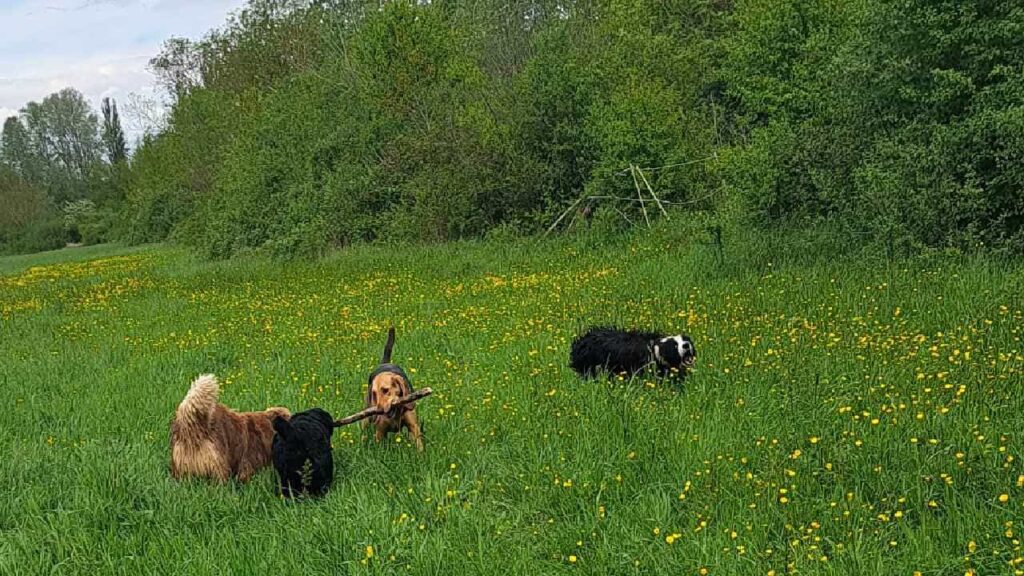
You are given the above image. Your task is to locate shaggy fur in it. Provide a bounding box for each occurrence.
[364,327,424,450]
[272,408,336,497]
[569,326,696,378]
[170,374,291,482]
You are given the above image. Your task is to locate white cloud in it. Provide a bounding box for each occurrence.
[0,0,247,141]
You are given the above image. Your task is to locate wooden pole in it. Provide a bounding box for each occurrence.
[636,166,670,219]
[544,196,586,237]
[630,164,651,228]
[333,387,434,427]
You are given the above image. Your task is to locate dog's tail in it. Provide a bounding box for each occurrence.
[175,373,220,428]
[380,326,396,364]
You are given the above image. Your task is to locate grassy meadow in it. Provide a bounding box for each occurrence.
[1,226,1023,575]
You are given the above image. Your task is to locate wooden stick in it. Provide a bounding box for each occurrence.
[630,164,651,228]
[544,196,586,237]
[586,194,688,205]
[566,208,580,231]
[333,387,434,427]
[614,156,717,176]
[636,166,670,219]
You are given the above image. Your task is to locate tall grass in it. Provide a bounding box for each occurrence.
[1,224,1022,574]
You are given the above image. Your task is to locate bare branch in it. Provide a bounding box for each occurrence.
[333,387,434,427]
[630,164,650,228]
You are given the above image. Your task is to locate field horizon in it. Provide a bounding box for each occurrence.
[2,226,1023,575]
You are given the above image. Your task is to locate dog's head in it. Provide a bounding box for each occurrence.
[366,372,409,418]
[273,408,335,450]
[653,335,697,372]
[265,407,291,421]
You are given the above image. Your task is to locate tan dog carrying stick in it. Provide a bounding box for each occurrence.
[363,327,425,450]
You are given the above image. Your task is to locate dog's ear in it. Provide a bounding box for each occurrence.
[365,383,376,408]
[655,338,682,367]
[273,416,292,439]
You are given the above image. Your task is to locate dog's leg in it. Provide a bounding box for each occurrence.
[237,460,259,483]
[403,412,425,451]
[374,423,387,444]
[212,463,231,483]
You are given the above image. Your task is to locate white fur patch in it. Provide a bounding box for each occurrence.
[674,336,686,359]
[172,439,225,477]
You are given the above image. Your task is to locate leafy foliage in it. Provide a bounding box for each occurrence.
[4,0,1023,256]
[720,0,1024,251]
[0,168,57,252]
[123,0,731,258]
[101,97,128,165]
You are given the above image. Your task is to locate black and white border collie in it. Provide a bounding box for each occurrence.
[569,326,696,378]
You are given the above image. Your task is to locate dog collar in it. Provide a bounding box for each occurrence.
[368,363,412,389]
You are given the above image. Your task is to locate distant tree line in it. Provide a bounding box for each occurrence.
[3,0,1022,257]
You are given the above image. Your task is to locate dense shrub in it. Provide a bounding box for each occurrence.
[102,0,1024,257]
[2,218,67,255]
[0,169,64,254]
[721,0,1024,251]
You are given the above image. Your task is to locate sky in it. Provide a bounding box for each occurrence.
[0,0,246,141]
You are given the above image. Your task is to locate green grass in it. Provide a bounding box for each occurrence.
[1,225,1022,575]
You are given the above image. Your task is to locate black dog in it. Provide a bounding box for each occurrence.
[272,408,336,497]
[569,326,696,378]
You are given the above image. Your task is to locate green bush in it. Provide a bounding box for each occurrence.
[4,218,67,255]
[0,170,51,241]
[720,0,1024,251]
[0,169,66,254]
[78,208,118,246]
[107,0,1024,257]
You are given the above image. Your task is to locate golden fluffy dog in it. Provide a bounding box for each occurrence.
[170,374,290,482]
[364,327,424,450]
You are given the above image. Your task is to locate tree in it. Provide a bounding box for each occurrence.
[149,37,206,100]
[1,116,43,182]
[122,92,167,140]
[20,88,102,203]
[101,97,128,164]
